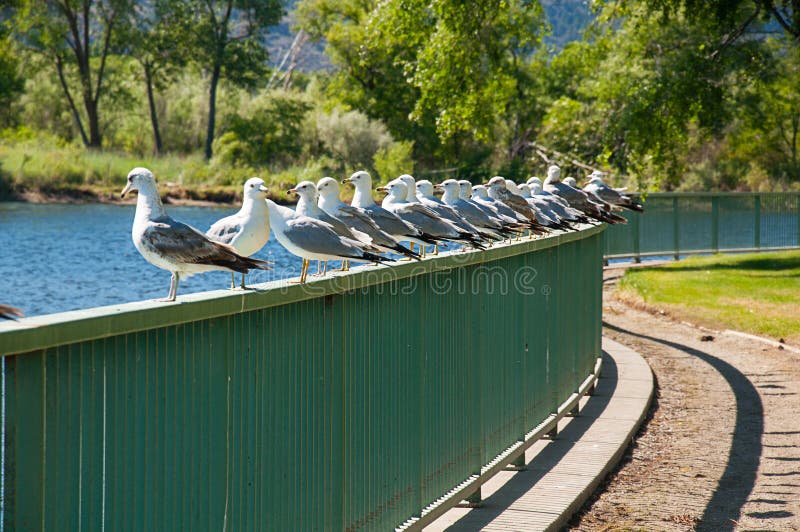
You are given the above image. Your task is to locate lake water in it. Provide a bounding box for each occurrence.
[0,202,309,317]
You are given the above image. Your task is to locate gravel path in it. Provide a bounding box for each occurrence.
[570,266,800,531]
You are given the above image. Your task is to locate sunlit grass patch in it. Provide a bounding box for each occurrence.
[617,250,800,344]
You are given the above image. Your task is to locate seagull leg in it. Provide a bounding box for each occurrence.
[338,260,350,272]
[156,272,178,302]
[300,258,309,283]
[431,245,439,256]
[401,242,415,261]
[312,260,328,277]
[240,273,247,290]
[230,272,236,290]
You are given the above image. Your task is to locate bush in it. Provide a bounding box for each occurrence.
[313,108,394,172]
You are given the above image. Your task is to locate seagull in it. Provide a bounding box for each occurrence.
[543,165,627,224]
[343,170,439,248]
[485,177,549,234]
[206,177,271,289]
[583,171,643,212]
[316,177,420,260]
[265,198,393,283]
[434,179,516,240]
[407,177,488,241]
[121,168,271,302]
[0,304,23,320]
[379,179,487,250]
[518,183,576,230]
[291,180,382,273]
[527,177,592,224]
[562,176,578,188]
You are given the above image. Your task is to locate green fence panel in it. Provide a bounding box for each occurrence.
[0,225,604,531]
[605,192,800,259]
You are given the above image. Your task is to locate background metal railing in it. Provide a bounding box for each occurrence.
[603,192,800,260]
[0,225,604,531]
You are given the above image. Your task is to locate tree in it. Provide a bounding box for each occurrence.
[296,0,547,174]
[124,0,193,155]
[14,0,133,148]
[191,0,283,160]
[0,15,24,126]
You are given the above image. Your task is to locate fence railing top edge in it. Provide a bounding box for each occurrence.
[0,223,605,356]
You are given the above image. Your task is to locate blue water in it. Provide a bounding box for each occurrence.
[0,202,308,317]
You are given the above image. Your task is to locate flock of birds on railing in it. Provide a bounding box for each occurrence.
[113,164,643,303]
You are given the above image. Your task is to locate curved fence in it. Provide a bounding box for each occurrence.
[604,192,800,260]
[0,224,604,531]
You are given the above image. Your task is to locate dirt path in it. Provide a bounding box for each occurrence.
[570,266,800,531]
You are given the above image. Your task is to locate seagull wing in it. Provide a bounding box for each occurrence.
[144,216,243,266]
[206,213,243,245]
[284,218,365,259]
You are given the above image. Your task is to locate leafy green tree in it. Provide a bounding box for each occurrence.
[123,0,193,154]
[297,0,547,175]
[0,23,23,127]
[190,0,283,160]
[14,0,134,148]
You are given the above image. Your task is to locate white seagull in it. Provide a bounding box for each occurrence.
[266,198,392,283]
[206,177,271,289]
[316,177,420,260]
[121,168,271,302]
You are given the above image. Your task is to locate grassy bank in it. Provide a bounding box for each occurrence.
[617,250,800,344]
[0,139,324,204]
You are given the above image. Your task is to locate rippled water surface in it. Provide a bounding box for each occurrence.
[0,202,303,316]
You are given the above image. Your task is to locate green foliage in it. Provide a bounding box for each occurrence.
[313,107,394,172]
[213,93,312,168]
[373,141,414,183]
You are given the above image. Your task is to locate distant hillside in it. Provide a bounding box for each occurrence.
[542,0,594,50]
[265,0,595,74]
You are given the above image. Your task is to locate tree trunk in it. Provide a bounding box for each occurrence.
[144,66,163,155]
[204,63,222,160]
[86,98,102,148]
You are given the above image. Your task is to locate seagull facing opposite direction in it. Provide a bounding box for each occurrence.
[121,167,272,302]
[206,177,271,289]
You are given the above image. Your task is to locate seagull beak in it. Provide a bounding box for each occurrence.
[120,182,132,198]
[341,177,352,184]
[375,186,388,192]
[259,185,269,193]
[434,184,443,190]
[288,188,297,194]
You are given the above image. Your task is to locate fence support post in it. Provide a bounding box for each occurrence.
[796,195,800,247]
[673,197,680,260]
[633,211,641,263]
[754,195,761,250]
[711,196,719,253]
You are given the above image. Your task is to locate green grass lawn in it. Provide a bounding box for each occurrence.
[617,250,800,344]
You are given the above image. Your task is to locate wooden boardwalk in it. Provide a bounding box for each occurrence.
[424,338,653,531]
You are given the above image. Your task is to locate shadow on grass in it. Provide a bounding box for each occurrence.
[604,322,767,531]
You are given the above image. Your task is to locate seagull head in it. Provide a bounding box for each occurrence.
[316,177,341,200]
[416,179,435,196]
[586,171,605,185]
[397,174,416,201]
[375,179,407,201]
[342,170,372,190]
[518,183,532,198]
[526,176,542,186]
[504,179,521,195]
[486,176,507,190]
[243,177,268,200]
[457,180,473,200]
[546,165,561,182]
[438,179,459,196]
[563,177,577,188]
[288,181,319,203]
[471,184,489,199]
[529,181,543,195]
[121,167,156,198]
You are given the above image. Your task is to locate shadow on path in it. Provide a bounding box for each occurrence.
[604,322,764,532]
[444,353,619,531]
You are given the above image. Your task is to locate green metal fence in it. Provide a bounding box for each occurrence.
[0,224,604,531]
[604,192,800,260]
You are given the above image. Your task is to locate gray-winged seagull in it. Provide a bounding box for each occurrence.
[121,167,271,302]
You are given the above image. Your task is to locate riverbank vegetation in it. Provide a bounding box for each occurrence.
[618,251,800,344]
[0,1,798,203]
